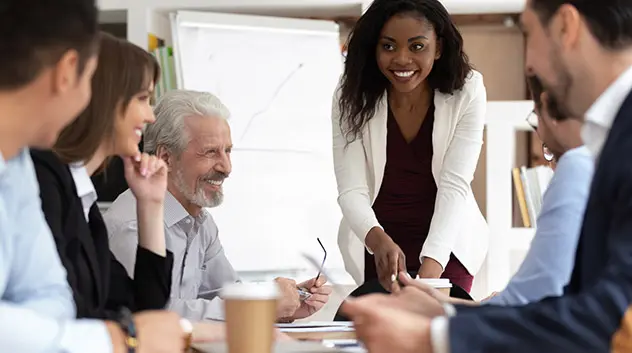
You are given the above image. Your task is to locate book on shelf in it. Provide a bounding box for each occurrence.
[512,165,554,227]
[151,46,177,101]
[148,33,166,52]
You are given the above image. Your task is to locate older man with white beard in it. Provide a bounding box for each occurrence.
[105,89,331,322]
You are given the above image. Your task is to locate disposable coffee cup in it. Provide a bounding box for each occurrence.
[415,278,452,295]
[221,282,279,353]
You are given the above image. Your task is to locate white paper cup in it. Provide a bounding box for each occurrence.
[415,278,452,295]
[222,282,279,353]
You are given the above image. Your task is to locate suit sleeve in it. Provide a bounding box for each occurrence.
[32,160,101,319]
[448,164,632,353]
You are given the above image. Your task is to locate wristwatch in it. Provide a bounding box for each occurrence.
[116,307,138,353]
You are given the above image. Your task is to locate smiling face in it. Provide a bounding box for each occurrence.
[112,80,156,157]
[376,12,441,94]
[521,1,590,118]
[169,115,232,212]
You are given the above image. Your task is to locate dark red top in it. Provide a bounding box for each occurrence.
[365,103,438,279]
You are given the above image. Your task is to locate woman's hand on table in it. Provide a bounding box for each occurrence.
[365,227,406,292]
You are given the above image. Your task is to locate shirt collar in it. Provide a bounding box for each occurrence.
[69,163,98,221]
[558,145,589,162]
[164,191,209,228]
[582,65,632,156]
[69,163,96,200]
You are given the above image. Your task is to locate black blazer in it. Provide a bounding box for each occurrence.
[30,150,174,319]
[447,90,632,352]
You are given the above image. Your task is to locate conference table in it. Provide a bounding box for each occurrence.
[192,322,361,352]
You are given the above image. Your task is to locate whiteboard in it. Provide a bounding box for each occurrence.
[171,11,350,282]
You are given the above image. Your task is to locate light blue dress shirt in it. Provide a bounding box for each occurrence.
[0,149,111,353]
[485,146,594,306]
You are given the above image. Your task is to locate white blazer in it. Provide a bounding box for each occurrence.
[332,70,489,285]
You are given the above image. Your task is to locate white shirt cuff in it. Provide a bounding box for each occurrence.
[430,316,451,353]
[60,319,112,353]
[442,303,457,317]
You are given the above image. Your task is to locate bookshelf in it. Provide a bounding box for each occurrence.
[479,100,536,295]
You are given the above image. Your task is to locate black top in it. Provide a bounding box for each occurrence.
[91,156,129,202]
[30,149,173,319]
[367,103,437,278]
[91,138,143,202]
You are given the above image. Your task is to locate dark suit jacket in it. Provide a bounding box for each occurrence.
[30,150,173,319]
[448,90,632,352]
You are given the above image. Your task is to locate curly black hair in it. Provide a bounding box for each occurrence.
[338,0,472,142]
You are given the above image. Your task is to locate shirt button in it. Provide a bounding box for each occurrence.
[185,219,191,224]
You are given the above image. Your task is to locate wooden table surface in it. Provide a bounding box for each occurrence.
[191,326,358,352]
[283,329,356,341]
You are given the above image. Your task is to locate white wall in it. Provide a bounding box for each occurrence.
[99,0,526,13]
[98,0,527,48]
[149,10,172,45]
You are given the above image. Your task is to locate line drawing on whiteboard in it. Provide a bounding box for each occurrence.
[239,63,304,141]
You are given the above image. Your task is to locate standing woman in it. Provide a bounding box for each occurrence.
[333,0,488,293]
[31,32,173,319]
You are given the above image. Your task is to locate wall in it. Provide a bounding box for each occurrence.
[458,24,528,224]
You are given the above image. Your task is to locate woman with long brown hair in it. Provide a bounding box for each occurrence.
[30,32,173,319]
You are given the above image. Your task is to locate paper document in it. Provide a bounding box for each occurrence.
[193,341,357,352]
[280,326,355,333]
[323,339,364,352]
[276,321,353,329]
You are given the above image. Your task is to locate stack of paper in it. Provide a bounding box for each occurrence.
[276,321,354,333]
[192,341,362,352]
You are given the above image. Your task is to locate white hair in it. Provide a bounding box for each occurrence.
[144,90,230,156]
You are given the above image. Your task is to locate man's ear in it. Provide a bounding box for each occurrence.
[555,4,582,52]
[51,49,80,94]
[156,146,172,170]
